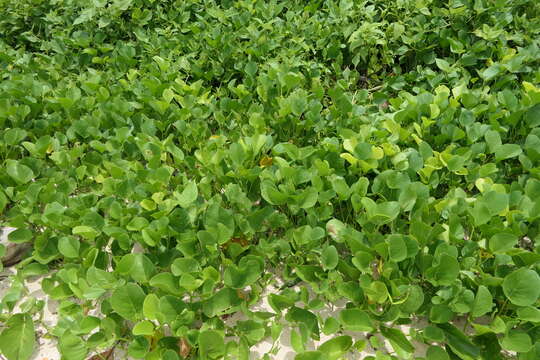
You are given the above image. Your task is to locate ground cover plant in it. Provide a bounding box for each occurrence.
[1,0,540,359]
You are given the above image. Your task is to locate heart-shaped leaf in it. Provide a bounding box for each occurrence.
[502,269,540,306]
[0,313,35,360]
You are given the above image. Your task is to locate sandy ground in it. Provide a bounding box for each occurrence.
[1,227,430,360]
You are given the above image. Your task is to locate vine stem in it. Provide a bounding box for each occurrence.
[367,85,384,92]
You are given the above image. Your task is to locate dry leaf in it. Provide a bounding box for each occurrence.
[179,337,191,358]
[87,349,114,360]
[230,237,249,247]
[237,289,250,300]
[259,156,273,167]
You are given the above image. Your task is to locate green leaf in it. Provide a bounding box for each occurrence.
[150,272,182,294]
[286,307,320,340]
[198,330,225,360]
[331,176,351,200]
[268,293,295,313]
[471,285,493,318]
[7,229,32,244]
[481,65,502,81]
[502,268,540,306]
[0,190,7,213]
[495,144,522,161]
[260,180,288,205]
[321,245,339,270]
[484,130,501,153]
[110,283,146,321]
[179,273,203,291]
[524,103,540,127]
[143,294,160,321]
[399,285,424,313]
[423,326,445,342]
[236,320,266,344]
[338,309,374,332]
[489,233,517,253]
[4,128,27,145]
[59,333,87,360]
[126,217,149,231]
[435,58,451,72]
[317,336,352,360]
[223,259,262,289]
[361,198,400,225]
[364,281,389,304]
[469,201,492,226]
[426,346,450,360]
[202,288,242,318]
[72,225,99,239]
[322,317,340,335]
[86,266,116,288]
[159,296,186,323]
[294,187,318,209]
[6,160,34,184]
[483,191,508,215]
[380,326,414,353]
[58,236,80,258]
[289,89,308,116]
[175,181,198,208]
[500,331,532,353]
[291,329,305,353]
[426,254,459,286]
[128,336,149,358]
[387,234,407,262]
[0,313,35,360]
[117,253,156,283]
[140,199,156,211]
[296,265,324,283]
[430,304,455,323]
[437,323,480,360]
[132,320,154,336]
[295,351,324,360]
[517,306,540,322]
[171,257,201,275]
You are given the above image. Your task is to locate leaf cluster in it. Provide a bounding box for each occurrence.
[1,0,540,359]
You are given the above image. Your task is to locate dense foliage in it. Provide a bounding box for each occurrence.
[1,0,540,359]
